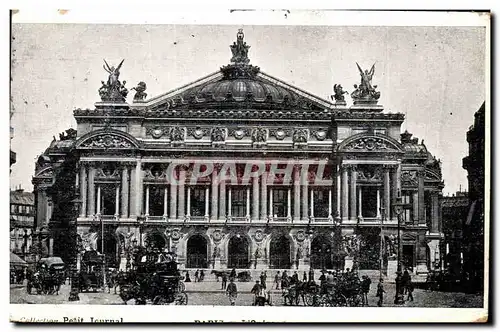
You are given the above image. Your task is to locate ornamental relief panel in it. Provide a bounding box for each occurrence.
[80,134,134,149]
[146,126,171,139]
[401,170,418,186]
[170,127,185,142]
[187,127,210,139]
[251,128,267,143]
[228,127,251,140]
[269,128,291,140]
[357,165,382,181]
[311,128,329,141]
[344,137,388,151]
[293,128,308,143]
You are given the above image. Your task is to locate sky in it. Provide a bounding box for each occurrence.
[9,23,486,195]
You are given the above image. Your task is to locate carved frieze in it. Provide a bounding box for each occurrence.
[253,229,265,242]
[269,128,291,140]
[345,137,388,151]
[251,128,267,143]
[95,167,120,180]
[80,134,133,149]
[170,127,185,142]
[228,127,251,140]
[187,127,209,139]
[357,165,382,181]
[211,127,226,142]
[146,126,171,139]
[293,129,308,143]
[312,129,328,141]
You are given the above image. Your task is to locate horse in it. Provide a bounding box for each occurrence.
[210,270,228,282]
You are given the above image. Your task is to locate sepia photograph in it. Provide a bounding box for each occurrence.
[8,9,489,323]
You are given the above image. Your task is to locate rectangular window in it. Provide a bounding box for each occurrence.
[149,185,166,217]
[401,190,414,223]
[10,205,15,214]
[191,187,207,217]
[230,187,247,217]
[271,188,287,218]
[313,188,329,218]
[425,192,432,229]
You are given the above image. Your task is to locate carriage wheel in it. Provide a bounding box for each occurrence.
[335,294,348,307]
[349,294,362,307]
[175,292,188,305]
[304,293,316,307]
[153,295,168,305]
[177,282,186,292]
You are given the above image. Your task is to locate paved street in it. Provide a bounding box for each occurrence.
[11,280,483,308]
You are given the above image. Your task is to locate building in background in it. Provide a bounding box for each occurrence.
[462,102,485,292]
[10,188,35,262]
[32,30,444,277]
[441,191,469,276]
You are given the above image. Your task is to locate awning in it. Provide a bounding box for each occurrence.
[10,252,28,267]
[466,200,477,226]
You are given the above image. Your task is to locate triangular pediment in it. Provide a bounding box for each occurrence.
[131,68,335,113]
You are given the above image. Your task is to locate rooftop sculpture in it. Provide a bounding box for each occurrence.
[351,62,381,104]
[98,59,129,102]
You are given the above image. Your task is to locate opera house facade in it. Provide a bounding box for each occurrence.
[33,30,444,277]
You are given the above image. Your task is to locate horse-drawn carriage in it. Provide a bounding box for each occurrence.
[282,272,363,307]
[117,249,188,305]
[79,250,105,292]
[26,257,66,295]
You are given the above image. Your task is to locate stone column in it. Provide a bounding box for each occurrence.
[227,187,232,218]
[260,172,267,220]
[332,165,338,215]
[376,188,381,218]
[79,165,87,217]
[205,187,210,218]
[88,167,96,216]
[328,188,332,217]
[178,170,186,219]
[301,171,309,220]
[310,189,314,218]
[269,188,273,218]
[219,180,226,219]
[413,192,419,224]
[252,174,259,221]
[115,185,120,217]
[163,187,168,217]
[186,187,191,218]
[431,192,439,232]
[383,167,391,220]
[96,185,102,214]
[287,188,292,219]
[211,171,219,220]
[246,187,251,218]
[135,159,143,217]
[121,167,129,219]
[418,170,426,225]
[129,167,136,218]
[341,166,348,221]
[170,177,177,219]
[293,168,300,221]
[145,185,150,216]
[349,166,357,221]
[358,187,363,219]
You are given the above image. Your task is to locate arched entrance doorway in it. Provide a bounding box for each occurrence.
[186,235,208,268]
[310,236,334,270]
[144,231,166,250]
[269,235,291,269]
[97,234,118,268]
[228,235,249,268]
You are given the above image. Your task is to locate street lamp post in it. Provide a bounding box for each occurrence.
[137,215,145,248]
[392,190,406,304]
[68,195,82,302]
[379,206,386,279]
[97,213,107,293]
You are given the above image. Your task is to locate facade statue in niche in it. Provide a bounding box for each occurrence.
[351,62,381,102]
[132,81,147,101]
[332,84,348,103]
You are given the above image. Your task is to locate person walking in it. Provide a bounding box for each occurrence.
[402,269,410,294]
[376,278,385,307]
[281,271,289,290]
[406,275,414,302]
[221,273,228,290]
[185,271,191,282]
[260,272,267,289]
[361,275,372,306]
[303,271,307,282]
[394,272,405,304]
[194,269,199,282]
[229,268,236,280]
[200,270,205,282]
[251,280,264,306]
[274,271,281,290]
[226,277,238,306]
